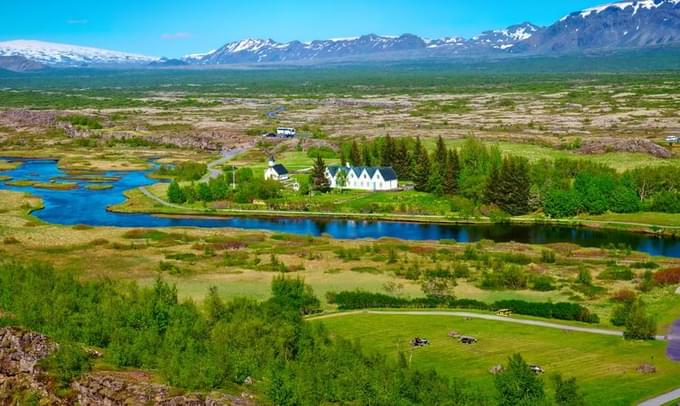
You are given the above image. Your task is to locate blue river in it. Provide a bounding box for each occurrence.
[1,158,679,257]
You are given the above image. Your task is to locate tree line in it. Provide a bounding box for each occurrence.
[0,259,589,405]
[339,136,680,218]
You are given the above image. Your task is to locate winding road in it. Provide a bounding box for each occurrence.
[199,147,248,183]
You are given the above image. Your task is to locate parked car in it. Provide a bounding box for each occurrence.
[411,337,430,347]
[529,364,545,375]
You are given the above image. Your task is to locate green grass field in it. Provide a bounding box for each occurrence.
[318,313,680,405]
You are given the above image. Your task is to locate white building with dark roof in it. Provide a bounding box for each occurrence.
[264,156,289,181]
[325,164,398,191]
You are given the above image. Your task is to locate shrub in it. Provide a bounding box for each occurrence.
[653,267,680,285]
[540,249,556,264]
[39,342,92,388]
[544,188,581,218]
[610,304,629,327]
[624,300,657,340]
[531,275,556,291]
[630,261,659,270]
[306,146,337,159]
[598,266,634,281]
[610,288,636,303]
[493,300,598,323]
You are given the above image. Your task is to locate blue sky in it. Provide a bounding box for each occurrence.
[3,1,604,57]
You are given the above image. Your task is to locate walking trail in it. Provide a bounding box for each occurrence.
[309,310,667,339]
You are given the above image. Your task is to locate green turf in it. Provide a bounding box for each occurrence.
[318,313,680,405]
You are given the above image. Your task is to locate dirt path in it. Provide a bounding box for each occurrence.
[308,310,668,340]
[638,388,680,406]
[138,186,185,209]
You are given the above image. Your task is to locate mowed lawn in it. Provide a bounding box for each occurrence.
[317,313,680,405]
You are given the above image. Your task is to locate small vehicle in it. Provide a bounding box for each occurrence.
[459,336,478,345]
[411,337,430,347]
[529,365,545,375]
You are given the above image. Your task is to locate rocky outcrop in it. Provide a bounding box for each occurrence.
[0,327,56,376]
[73,373,254,405]
[0,327,63,404]
[0,327,256,405]
[578,138,672,159]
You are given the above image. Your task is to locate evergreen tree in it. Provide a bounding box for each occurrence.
[167,180,185,204]
[381,134,396,167]
[349,140,361,166]
[413,138,431,192]
[362,143,373,166]
[393,139,412,180]
[484,162,502,205]
[485,156,530,215]
[310,155,330,193]
[434,136,448,177]
[443,148,460,194]
[495,354,546,406]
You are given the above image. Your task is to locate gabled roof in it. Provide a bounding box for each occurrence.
[271,164,288,175]
[377,167,397,181]
[327,165,347,178]
[327,165,397,181]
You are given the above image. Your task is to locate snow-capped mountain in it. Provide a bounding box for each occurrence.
[188,26,542,65]
[519,0,680,53]
[0,40,158,67]
[185,1,680,65]
[194,34,431,64]
[3,1,680,69]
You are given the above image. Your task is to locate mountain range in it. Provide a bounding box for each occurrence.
[1,0,679,71]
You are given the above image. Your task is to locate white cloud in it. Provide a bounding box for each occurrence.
[161,32,192,40]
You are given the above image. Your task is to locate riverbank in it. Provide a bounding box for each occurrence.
[110,187,680,239]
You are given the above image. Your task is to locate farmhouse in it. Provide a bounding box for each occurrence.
[264,156,289,181]
[325,164,398,191]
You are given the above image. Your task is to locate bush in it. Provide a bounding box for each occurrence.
[531,275,556,291]
[624,300,657,340]
[60,115,102,129]
[540,249,556,263]
[598,266,634,281]
[653,267,680,285]
[327,291,599,323]
[493,300,599,323]
[610,304,629,327]
[156,162,207,181]
[306,146,337,159]
[40,342,92,388]
[610,288,636,303]
[649,191,680,213]
[544,188,581,218]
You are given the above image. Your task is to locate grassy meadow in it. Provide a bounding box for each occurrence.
[318,313,680,405]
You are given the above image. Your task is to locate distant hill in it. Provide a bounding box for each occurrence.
[1,1,680,68]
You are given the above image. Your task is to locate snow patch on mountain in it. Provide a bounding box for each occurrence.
[560,0,680,20]
[0,40,158,66]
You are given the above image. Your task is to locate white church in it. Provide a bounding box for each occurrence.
[325,164,398,191]
[264,156,289,181]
